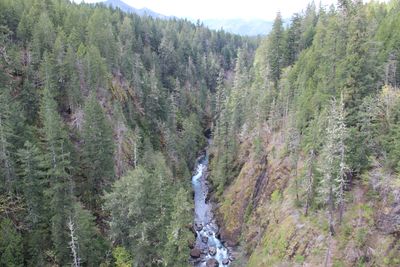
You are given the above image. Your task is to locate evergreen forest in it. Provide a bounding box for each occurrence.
[1,0,400,266]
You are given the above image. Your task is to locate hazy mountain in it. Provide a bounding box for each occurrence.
[98,0,272,36]
[102,0,167,18]
[202,19,273,36]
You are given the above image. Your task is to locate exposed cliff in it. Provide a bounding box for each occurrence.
[212,124,400,266]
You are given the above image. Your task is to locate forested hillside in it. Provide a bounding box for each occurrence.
[0,0,255,266]
[210,0,400,266]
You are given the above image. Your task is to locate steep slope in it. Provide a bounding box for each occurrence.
[210,1,400,266]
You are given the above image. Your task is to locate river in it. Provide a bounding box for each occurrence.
[190,152,231,266]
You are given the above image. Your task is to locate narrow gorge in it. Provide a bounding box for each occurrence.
[190,149,232,266]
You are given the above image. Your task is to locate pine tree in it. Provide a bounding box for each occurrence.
[81,94,114,210]
[17,141,48,265]
[0,91,16,193]
[87,8,116,66]
[65,45,82,111]
[0,218,24,267]
[31,11,55,63]
[180,113,205,170]
[105,152,174,266]
[104,167,152,264]
[112,246,133,267]
[267,12,285,87]
[285,13,302,66]
[163,188,192,266]
[70,201,108,267]
[40,87,74,265]
[318,96,348,235]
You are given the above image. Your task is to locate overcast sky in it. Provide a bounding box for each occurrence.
[75,0,386,20]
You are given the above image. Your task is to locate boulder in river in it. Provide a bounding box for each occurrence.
[222,258,230,265]
[190,248,202,258]
[206,258,219,267]
[195,223,203,231]
[202,236,209,243]
[209,246,217,256]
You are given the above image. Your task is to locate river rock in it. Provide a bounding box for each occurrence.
[202,236,209,243]
[209,246,217,256]
[188,239,195,249]
[195,223,203,231]
[189,224,197,235]
[190,248,202,258]
[206,259,219,267]
[222,258,230,265]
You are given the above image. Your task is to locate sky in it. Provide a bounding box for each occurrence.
[75,0,386,20]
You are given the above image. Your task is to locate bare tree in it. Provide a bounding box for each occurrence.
[304,149,315,216]
[68,216,80,267]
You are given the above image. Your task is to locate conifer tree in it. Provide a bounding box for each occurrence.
[0,91,16,193]
[81,94,114,210]
[163,188,192,266]
[70,201,108,267]
[31,12,55,63]
[267,12,285,87]
[319,96,348,235]
[17,141,48,265]
[0,218,24,267]
[40,87,74,265]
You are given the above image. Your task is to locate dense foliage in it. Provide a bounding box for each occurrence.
[0,0,254,266]
[3,0,400,265]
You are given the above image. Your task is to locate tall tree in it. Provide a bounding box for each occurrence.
[0,91,16,193]
[40,87,74,265]
[105,151,174,266]
[0,218,24,267]
[163,188,192,266]
[267,12,285,87]
[81,94,114,211]
[70,201,108,267]
[318,96,348,235]
[17,141,48,265]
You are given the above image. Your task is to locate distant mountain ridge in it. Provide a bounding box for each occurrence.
[102,0,167,18]
[99,0,273,35]
[202,19,273,36]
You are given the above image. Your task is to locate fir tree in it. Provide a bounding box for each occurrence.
[318,96,348,235]
[81,94,114,210]
[40,87,74,265]
[0,218,24,267]
[17,141,48,265]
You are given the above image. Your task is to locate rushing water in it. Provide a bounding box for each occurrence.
[191,153,231,266]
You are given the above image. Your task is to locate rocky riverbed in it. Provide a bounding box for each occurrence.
[190,154,233,266]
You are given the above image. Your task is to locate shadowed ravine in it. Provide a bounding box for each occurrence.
[190,152,231,266]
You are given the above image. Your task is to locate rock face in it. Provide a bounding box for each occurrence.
[206,258,219,267]
[378,204,400,234]
[190,248,202,258]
